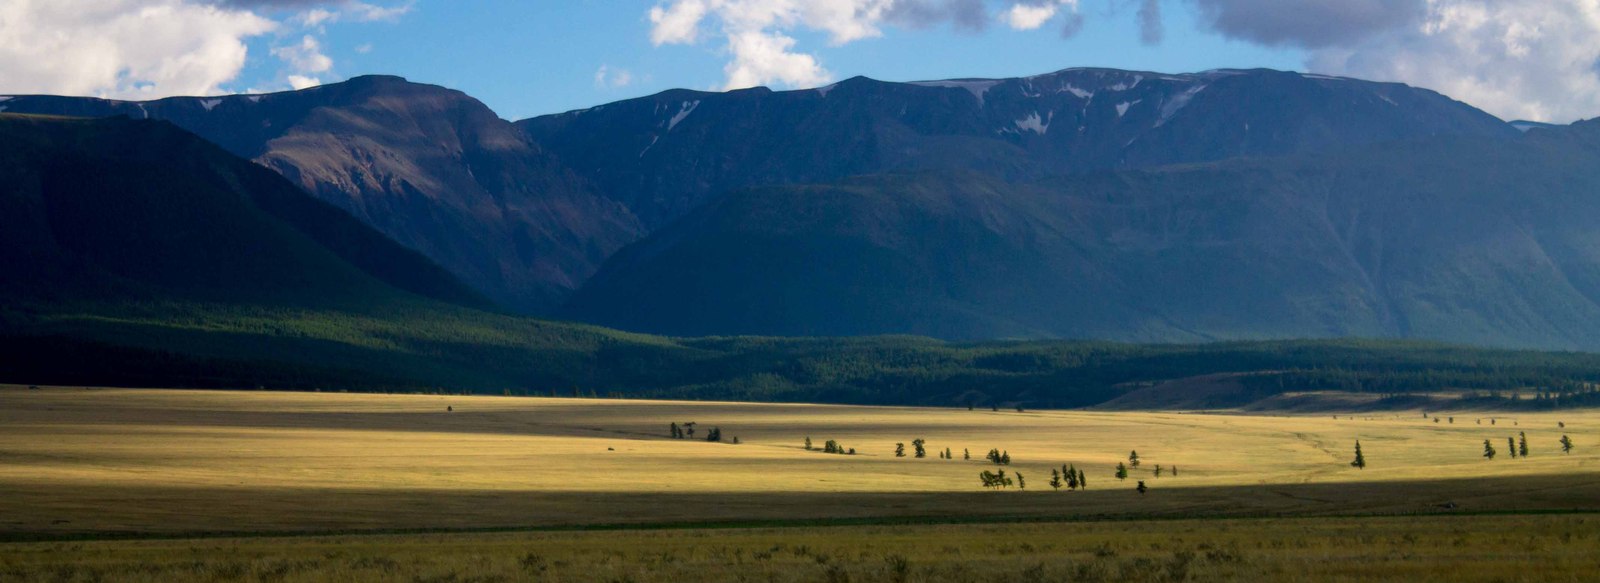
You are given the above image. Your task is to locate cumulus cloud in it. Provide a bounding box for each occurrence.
[1003,1,1072,31]
[272,35,333,75]
[0,0,409,99]
[0,0,276,98]
[1194,0,1600,123]
[648,0,1099,90]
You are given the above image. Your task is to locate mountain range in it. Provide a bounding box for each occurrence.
[5,66,1600,351]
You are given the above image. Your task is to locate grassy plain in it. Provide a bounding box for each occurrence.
[3,386,1600,581]
[6,515,1600,582]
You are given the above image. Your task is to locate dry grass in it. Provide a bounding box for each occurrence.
[2,386,1599,536]
[4,515,1600,582]
[4,386,1600,580]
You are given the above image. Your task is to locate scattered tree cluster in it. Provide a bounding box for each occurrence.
[985,449,1012,465]
[669,422,727,442]
[979,469,1014,490]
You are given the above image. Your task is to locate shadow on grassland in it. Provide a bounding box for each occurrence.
[4,473,1600,542]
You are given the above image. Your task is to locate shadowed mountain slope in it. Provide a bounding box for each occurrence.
[1,77,641,313]
[563,120,1600,350]
[522,68,1515,229]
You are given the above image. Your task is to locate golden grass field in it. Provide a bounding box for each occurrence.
[3,385,1600,581]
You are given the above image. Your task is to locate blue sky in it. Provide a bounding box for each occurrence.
[237,1,1304,121]
[4,1,1600,123]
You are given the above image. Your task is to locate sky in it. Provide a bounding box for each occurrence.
[3,1,1600,123]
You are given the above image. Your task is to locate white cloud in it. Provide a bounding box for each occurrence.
[300,7,337,26]
[648,0,1100,90]
[286,74,323,89]
[0,0,410,99]
[724,30,832,89]
[1196,0,1600,123]
[648,0,880,90]
[1004,2,1065,30]
[272,35,333,75]
[594,65,636,89]
[1315,0,1600,122]
[0,0,276,98]
[344,1,411,22]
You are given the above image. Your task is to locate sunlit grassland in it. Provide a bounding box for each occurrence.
[3,386,1599,537]
[5,386,1600,581]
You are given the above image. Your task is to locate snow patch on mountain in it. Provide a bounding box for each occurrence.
[815,83,838,98]
[1014,112,1052,135]
[1116,100,1141,118]
[1061,85,1093,99]
[668,100,700,131]
[1155,84,1209,127]
[1105,77,1143,92]
[200,98,222,112]
[910,79,1001,105]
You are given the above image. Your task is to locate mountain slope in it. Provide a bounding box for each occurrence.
[563,120,1600,350]
[1,77,642,314]
[3,68,1515,315]
[0,113,700,390]
[521,68,1515,229]
[0,113,484,308]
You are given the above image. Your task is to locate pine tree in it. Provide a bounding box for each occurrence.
[945,447,952,460]
[1518,432,1529,457]
[1116,462,1128,481]
[1136,480,1148,495]
[1508,437,1517,459]
[1351,440,1366,469]
[1000,451,1011,465]
[1154,464,1163,478]
[912,439,927,459]
[895,443,906,457]
[1561,435,1574,454]
[1483,439,1497,460]
[1129,451,1141,469]
[1066,465,1079,490]
[1050,468,1063,491]
[706,427,722,442]
[1017,472,1026,490]
[964,448,971,461]
[1078,469,1087,490]
[805,436,813,451]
